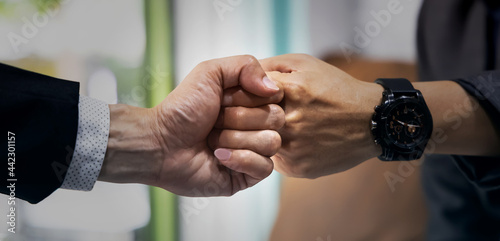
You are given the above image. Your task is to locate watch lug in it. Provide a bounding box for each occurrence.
[378,148,394,161]
[415,90,425,101]
[384,90,395,102]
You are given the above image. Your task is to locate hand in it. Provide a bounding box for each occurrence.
[258,54,500,180]
[259,54,383,178]
[99,55,284,196]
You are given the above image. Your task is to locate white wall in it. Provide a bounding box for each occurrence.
[309,0,422,62]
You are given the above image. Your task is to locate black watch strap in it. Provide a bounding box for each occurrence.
[381,148,424,161]
[375,78,415,94]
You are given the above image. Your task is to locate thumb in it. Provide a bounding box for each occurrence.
[215,55,280,97]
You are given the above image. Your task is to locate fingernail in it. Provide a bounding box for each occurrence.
[263,76,279,91]
[215,148,232,161]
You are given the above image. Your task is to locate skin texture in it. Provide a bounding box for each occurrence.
[259,54,383,178]
[98,55,285,197]
[257,54,500,179]
[270,56,426,241]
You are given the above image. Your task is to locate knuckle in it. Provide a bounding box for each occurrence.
[285,110,303,125]
[268,103,281,113]
[267,104,286,129]
[261,130,282,156]
[285,82,306,100]
[272,87,285,103]
[263,160,274,177]
[234,108,246,122]
[242,54,258,65]
[231,130,243,141]
[258,155,274,178]
[221,130,240,146]
[295,53,311,59]
[269,131,282,154]
[197,60,212,69]
[227,107,245,127]
[288,53,313,64]
[237,149,253,161]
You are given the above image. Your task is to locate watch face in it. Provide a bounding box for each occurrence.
[383,98,429,149]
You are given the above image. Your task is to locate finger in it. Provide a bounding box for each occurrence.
[222,86,284,107]
[214,148,274,181]
[259,53,314,72]
[215,104,285,130]
[201,55,280,97]
[208,129,281,157]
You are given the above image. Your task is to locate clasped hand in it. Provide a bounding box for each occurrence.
[100,54,383,196]
[101,55,284,197]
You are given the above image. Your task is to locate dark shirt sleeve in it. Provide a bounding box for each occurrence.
[451,71,500,216]
[454,71,500,128]
[0,63,79,204]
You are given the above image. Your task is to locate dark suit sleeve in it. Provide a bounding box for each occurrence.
[451,71,500,216]
[0,63,79,204]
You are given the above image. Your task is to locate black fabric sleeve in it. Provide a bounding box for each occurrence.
[0,63,79,204]
[450,71,500,216]
[453,71,500,130]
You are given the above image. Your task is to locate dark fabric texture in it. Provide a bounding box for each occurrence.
[422,155,500,240]
[0,63,79,204]
[418,0,500,240]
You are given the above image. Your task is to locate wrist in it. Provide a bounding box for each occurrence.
[413,81,500,156]
[357,80,384,160]
[98,104,164,186]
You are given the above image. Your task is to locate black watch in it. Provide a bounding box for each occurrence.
[371,78,433,161]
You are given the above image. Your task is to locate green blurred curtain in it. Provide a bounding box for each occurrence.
[273,0,309,55]
[144,1,177,241]
[273,0,290,55]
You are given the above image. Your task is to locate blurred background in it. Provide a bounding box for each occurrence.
[0,0,425,240]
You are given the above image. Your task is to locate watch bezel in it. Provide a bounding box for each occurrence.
[372,90,433,161]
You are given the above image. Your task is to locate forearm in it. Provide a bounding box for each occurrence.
[98,104,163,186]
[414,81,500,156]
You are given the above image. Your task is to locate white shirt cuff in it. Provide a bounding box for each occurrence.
[60,95,110,191]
